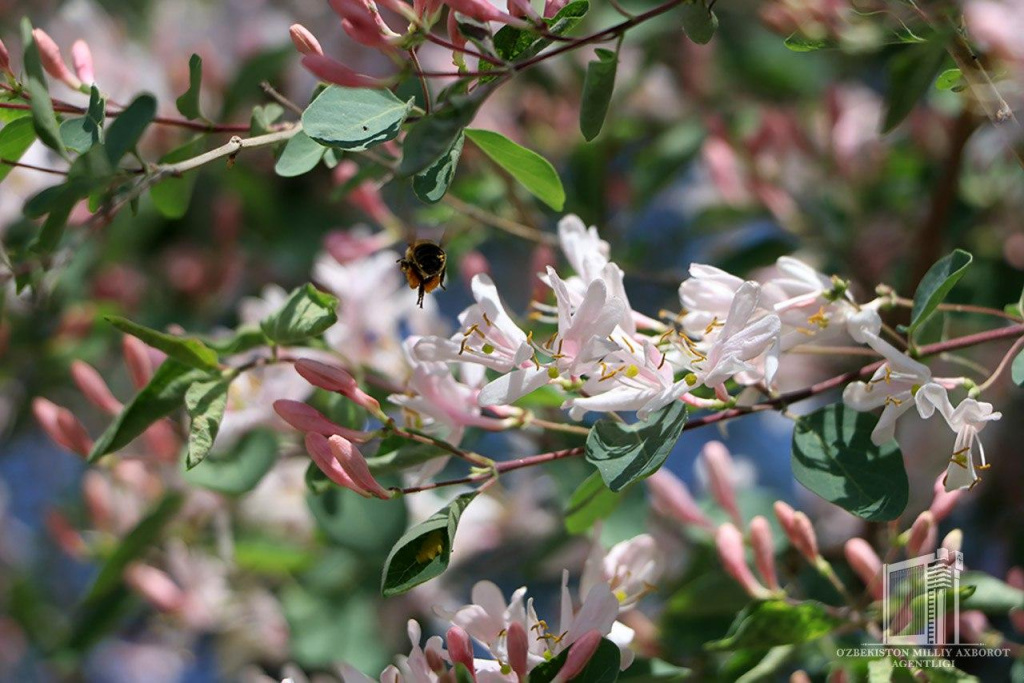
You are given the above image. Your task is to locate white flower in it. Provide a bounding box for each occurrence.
[678,264,745,340]
[693,281,781,396]
[580,533,664,611]
[915,385,1002,491]
[413,274,534,373]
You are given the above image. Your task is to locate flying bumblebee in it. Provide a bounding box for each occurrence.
[398,239,447,308]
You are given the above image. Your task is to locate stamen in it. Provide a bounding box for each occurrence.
[482,311,493,327]
[620,336,636,353]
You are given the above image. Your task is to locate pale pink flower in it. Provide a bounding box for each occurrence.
[301,55,386,89]
[580,534,664,610]
[701,441,742,527]
[844,538,883,599]
[32,29,82,90]
[71,360,122,415]
[715,523,770,599]
[288,24,323,56]
[749,516,780,591]
[646,469,714,529]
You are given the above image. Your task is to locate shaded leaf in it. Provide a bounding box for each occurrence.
[529,637,620,683]
[493,0,589,63]
[106,94,157,164]
[465,128,565,210]
[585,401,687,492]
[302,86,412,151]
[175,53,204,120]
[275,130,326,177]
[705,599,840,651]
[1013,348,1024,387]
[183,429,279,495]
[107,315,221,371]
[59,86,105,154]
[784,33,836,51]
[565,471,622,534]
[680,1,718,45]
[580,48,618,141]
[381,492,477,596]
[908,249,973,335]
[412,130,465,203]
[882,41,946,133]
[0,118,37,183]
[260,283,339,345]
[791,404,908,521]
[308,485,408,558]
[150,137,206,219]
[961,571,1024,613]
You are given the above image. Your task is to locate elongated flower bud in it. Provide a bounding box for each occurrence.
[46,510,87,558]
[32,398,90,456]
[749,515,780,590]
[123,336,154,388]
[906,511,936,557]
[294,359,382,415]
[702,441,742,526]
[32,29,82,90]
[305,432,370,496]
[124,563,185,612]
[843,538,883,599]
[0,38,12,76]
[273,399,371,443]
[82,470,112,531]
[70,40,94,85]
[289,24,323,56]
[328,435,391,499]
[716,523,769,599]
[647,469,714,529]
[446,626,476,679]
[790,512,819,562]
[929,473,962,522]
[444,0,526,25]
[544,0,568,18]
[301,55,386,89]
[71,360,122,415]
[553,630,602,683]
[506,621,529,679]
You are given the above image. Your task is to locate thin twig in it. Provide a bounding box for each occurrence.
[442,195,558,244]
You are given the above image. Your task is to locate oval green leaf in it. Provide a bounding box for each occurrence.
[0,117,37,183]
[908,249,973,335]
[275,130,327,177]
[302,86,413,151]
[107,315,221,372]
[182,429,279,495]
[791,404,908,521]
[464,128,566,210]
[580,49,618,142]
[585,401,688,492]
[106,94,157,165]
[175,53,204,121]
[412,130,465,203]
[184,378,231,469]
[259,283,339,345]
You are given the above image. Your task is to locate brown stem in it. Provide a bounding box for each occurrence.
[0,98,251,134]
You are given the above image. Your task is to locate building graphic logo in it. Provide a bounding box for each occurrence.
[881,548,966,646]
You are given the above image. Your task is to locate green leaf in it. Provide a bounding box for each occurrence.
[1012,348,1024,387]
[0,118,38,183]
[201,325,271,355]
[250,103,285,136]
[105,94,157,164]
[381,491,478,596]
[907,249,973,335]
[783,33,837,52]
[464,128,566,210]
[453,663,474,683]
[260,283,339,345]
[961,571,1024,613]
[680,1,719,45]
[585,402,687,492]
[107,315,220,372]
[412,130,465,203]
[580,48,618,142]
[175,53,204,120]
[493,0,589,63]
[882,41,946,133]
[29,184,79,254]
[302,86,412,151]
[59,86,105,154]
[21,18,67,159]
[308,485,408,557]
[705,599,840,651]
[565,471,622,534]
[184,379,230,469]
[150,137,206,219]
[619,658,691,681]
[528,637,620,683]
[182,429,279,494]
[791,404,908,521]
[935,68,964,91]
[399,91,483,177]
[275,130,326,177]
[89,360,210,462]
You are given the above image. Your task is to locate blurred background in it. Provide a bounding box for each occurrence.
[1,0,1023,680]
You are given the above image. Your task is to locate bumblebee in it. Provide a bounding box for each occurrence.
[398,239,447,308]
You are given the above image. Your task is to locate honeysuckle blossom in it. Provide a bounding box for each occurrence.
[580,534,664,610]
[915,385,1003,491]
[413,273,535,374]
[692,281,781,397]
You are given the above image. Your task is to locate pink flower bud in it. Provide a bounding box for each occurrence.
[1011,607,1024,635]
[32,29,82,90]
[0,38,11,76]
[1008,567,1024,590]
[328,435,391,499]
[544,0,568,18]
[646,469,714,529]
[553,630,602,683]
[959,610,988,643]
[790,512,819,562]
[70,40,94,85]
[507,0,538,19]
[506,621,529,679]
[71,360,122,415]
[444,0,526,25]
[124,563,185,612]
[790,672,812,683]
[289,24,323,56]
[701,441,742,526]
[301,55,386,89]
[715,523,769,599]
[32,398,90,456]
[446,626,476,679]
[460,251,491,289]
[82,471,112,531]
[46,510,87,559]
[843,538,883,599]
[929,473,962,522]
[941,529,962,555]
[414,0,445,23]
[749,515,780,590]
[273,400,371,443]
[294,359,382,414]
[123,336,154,388]
[305,432,370,496]
[329,0,396,48]
[773,500,796,534]
[906,511,936,558]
